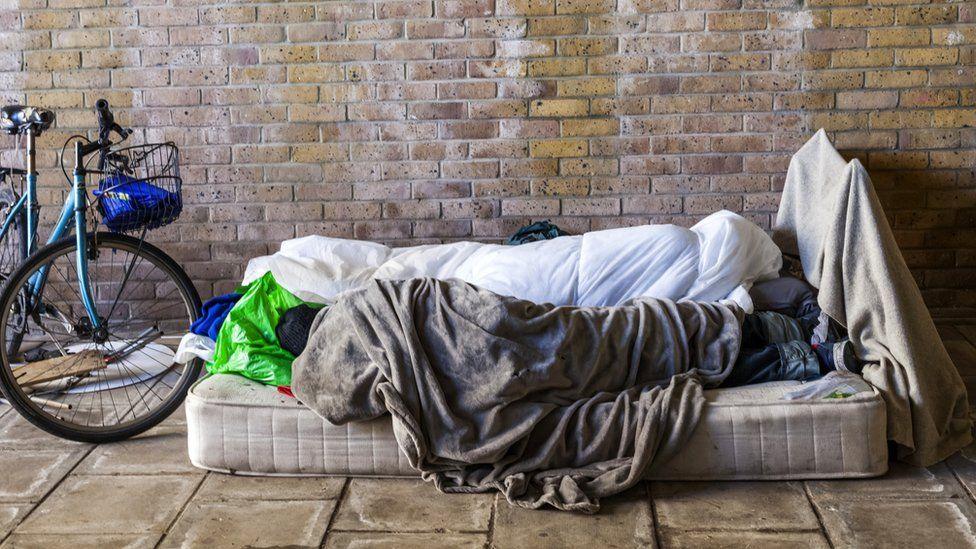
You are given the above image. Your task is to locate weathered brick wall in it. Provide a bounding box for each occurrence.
[3,1,975,317]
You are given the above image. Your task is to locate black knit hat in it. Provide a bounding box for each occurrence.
[275,304,322,357]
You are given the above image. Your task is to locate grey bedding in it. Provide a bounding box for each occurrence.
[292,277,742,512]
[774,130,972,466]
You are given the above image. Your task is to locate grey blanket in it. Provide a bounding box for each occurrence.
[774,130,972,466]
[293,277,742,512]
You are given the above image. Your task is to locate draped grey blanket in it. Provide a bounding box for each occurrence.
[774,129,972,466]
[292,278,742,512]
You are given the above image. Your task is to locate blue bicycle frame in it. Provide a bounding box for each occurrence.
[0,138,102,330]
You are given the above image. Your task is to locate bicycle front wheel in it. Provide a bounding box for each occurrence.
[0,232,202,442]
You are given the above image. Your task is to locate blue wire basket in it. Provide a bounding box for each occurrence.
[93,142,182,234]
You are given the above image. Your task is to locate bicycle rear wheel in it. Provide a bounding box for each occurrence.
[0,232,202,442]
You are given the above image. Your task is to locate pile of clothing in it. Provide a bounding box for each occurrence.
[176,272,323,387]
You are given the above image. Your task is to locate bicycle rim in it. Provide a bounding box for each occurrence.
[0,233,201,441]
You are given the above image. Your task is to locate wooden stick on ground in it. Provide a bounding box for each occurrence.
[13,350,106,387]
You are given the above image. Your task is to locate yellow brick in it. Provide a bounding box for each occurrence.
[529,139,588,158]
[260,45,317,64]
[562,118,619,136]
[558,37,616,57]
[27,91,84,109]
[557,77,616,97]
[830,7,894,28]
[291,143,348,163]
[497,0,555,15]
[865,69,928,88]
[527,15,585,36]
[288,65,345,83]
[706,11,768,31]
[895,47,959,66]
[23,11,76,29]
[555,0,614,14]
[933,109,976,128]
[25,51,80,71]
[527,58,585,77]
[933,27,976,47]
[831,48,894,68]
[867,28,929,47]
[529,99,589,117]
[869,110,932,129]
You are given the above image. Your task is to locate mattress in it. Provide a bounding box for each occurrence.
[186,374,888,480]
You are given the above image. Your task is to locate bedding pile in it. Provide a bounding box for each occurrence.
[177,209,783,385]
[774,129,972,465]
[181,130,967,505]
[292,277,743,512]
[241,209,781,309]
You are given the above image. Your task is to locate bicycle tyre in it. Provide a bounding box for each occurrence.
[0,205,28,357]
[0,232,202,442]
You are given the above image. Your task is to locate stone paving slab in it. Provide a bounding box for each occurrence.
[16,474,199,535]
[331,478,492,533]
[324,532,488,548]
[660,530,831,548]
[194,473,345,501]
[1,533,158,549]
[651,481,820,532]
[0,449,86,503]
[816,498,976,548]
[492,487,655,549]
[947,443,976,499]
[0,414,90,451]
[0,506,30,540]
[160,500,335,548]
[74,425,199,476]
[807,462,966,501]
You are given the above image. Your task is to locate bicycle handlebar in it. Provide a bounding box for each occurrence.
[0,167,27,177]
[94,99,131,145]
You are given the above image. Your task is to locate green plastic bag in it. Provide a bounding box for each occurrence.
[207,271,320,386]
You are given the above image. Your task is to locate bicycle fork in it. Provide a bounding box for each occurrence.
[71,141,101,334]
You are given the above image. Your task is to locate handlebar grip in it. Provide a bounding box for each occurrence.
[94,99,113,132]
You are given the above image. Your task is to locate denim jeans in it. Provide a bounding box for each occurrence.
[720,312,822,388]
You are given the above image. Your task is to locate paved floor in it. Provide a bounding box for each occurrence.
[0,324,974,548]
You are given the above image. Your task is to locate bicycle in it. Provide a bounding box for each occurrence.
[0,100,202,442]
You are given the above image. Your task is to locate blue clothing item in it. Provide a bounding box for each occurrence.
[190,292,242,341]
[94,174,182,232]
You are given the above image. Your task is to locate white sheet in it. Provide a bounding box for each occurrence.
[242,210,782,310]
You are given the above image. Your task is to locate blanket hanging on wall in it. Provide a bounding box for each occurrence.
[773,129,973,466]
[292,278,743,512]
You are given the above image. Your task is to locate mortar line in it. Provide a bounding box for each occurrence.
[318,476,351,548]
[484,492,498,549]
[646,481,664,549]
[802,481,836,549]
[153,470,209,549]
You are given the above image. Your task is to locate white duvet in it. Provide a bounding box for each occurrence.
[176,210,782,364]
[242,210,782,311]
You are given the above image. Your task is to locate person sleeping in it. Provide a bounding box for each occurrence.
[277,275,861,389]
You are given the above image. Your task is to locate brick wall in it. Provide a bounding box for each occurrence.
[3,1,975,318]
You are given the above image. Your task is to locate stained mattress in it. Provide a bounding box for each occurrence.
[186,374,888,480]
